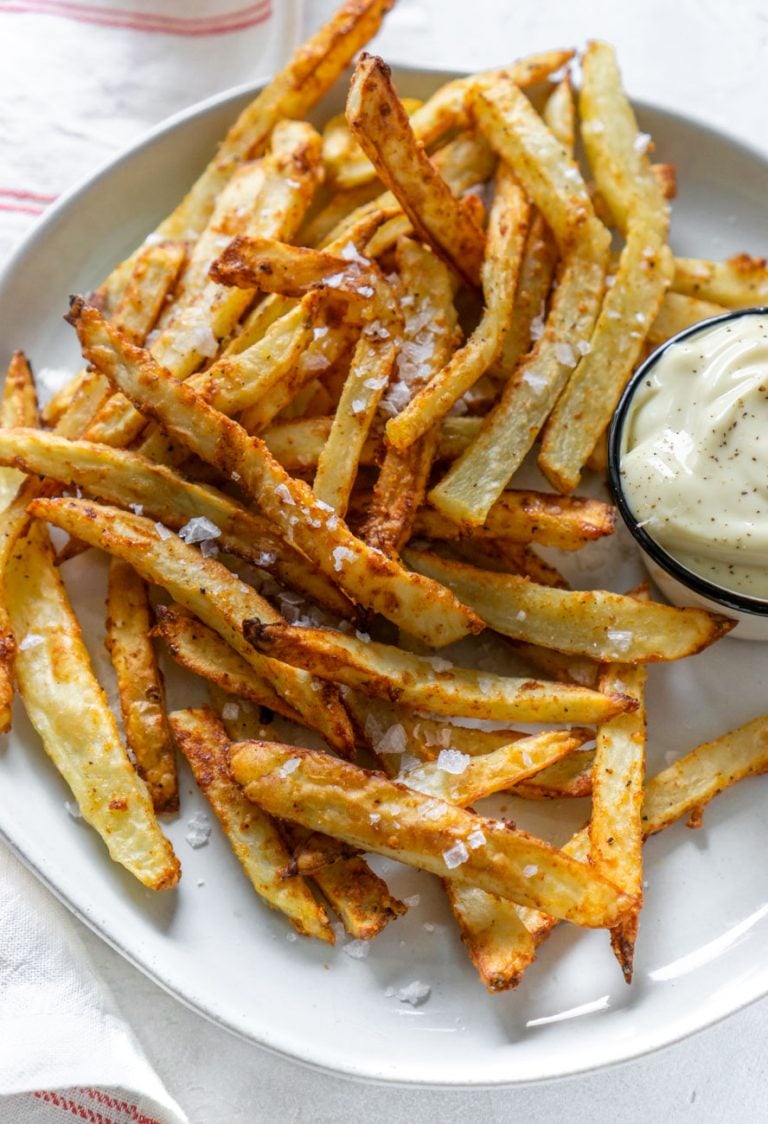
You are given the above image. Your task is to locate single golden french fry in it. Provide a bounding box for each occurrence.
[647,291,727,348]
[230,739,633,927]
[0,349,40,731]
[8,522,179,889]
[210,236,380,301]
[537,42,673,493]
[312,275,400,514]
[385,166,529,450]
[591,661,646,982]
[401,728,590,804]
[246,620,635,725]
[361,239,459,553]
[404,550,734,662]
[170,707,334,942]
[671,254,768,308]
[413,489,616,549]
[30,496,354,754]
[68,300,481,647]
[347,55,486,288]
[106,559,178,812]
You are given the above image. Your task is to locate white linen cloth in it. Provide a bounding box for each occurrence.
[0,0,302,262]
[0,2,300,1119]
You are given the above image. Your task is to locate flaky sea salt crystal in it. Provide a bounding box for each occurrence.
[178,516,221,544]
[154,522,173,540]
[529,311,546,341]
[516,610,527,621]
[185,811,212,849]
[576,339,592,356]
[200,539,219,558]
[437,748,469,775]
[363,376,388,391]
[378,723,407,755]
[523,369,548,394]
[274,482,294,505]
[606,628,633,654]
[344,939,370,960]
[467,828,486,850]
[477,677,494,695]
[522,864,539,878]
[19,633,44,651]
[369,812,381,824]
[332,545,356,571]
[634,131,651,154]
[403,894,421,908]
[129,503,144,515]
[221,702,239,721]
[278,757,301,777]
[397,980,431,1007]
[397,753,421,774]
[341,241,369,265]
[64,800,82,819]
[429,656,453,673]
[351,399,366,415]
[443,841,469,869]
[554,342,576,367]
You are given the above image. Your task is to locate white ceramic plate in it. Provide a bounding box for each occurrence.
[2,69,768,1086]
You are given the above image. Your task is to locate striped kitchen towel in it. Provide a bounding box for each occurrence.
[0,0,302,262]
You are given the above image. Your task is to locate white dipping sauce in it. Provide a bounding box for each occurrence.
[620,313,768,598]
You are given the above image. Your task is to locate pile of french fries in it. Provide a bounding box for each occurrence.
[3,0,768,992]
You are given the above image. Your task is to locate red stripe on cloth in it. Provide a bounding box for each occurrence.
[0,201,45,214]
[33,1090,116,1124]
[1,0,272,35]
[80,1087,163,1124]
[0,187,58,203]
[2,0,270,27]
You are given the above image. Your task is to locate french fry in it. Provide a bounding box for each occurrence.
[647,291,727,348]
[0,428,355,619]
[68,300,482,647]
[230,739,632,926]
[404,550,734,661]
[537,42,673,492]
[413,489,616,550]
[429,80,611,523]
[671,254,768,308]
[111,240,187,344]
[246,621,635,725]
[446,883,537,991]
[8,522,179,889]
[169,707,334,941]
[401,729,590,804]
[312,275,401,514]
[29,497,354,754]
[591,661,646,982]
[360,239,459,553]
[385,166,529,450]
[0,350,40,731]
[489,78,571,387]
[347,55,486,288]
[106,559,178,812]
[210,237,379,301]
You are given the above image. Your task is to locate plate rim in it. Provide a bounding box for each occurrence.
[2,68,768,1087]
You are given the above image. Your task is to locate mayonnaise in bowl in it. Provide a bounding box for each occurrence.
[609,307,768,638]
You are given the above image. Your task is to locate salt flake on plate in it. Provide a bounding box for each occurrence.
[443,841,469,869]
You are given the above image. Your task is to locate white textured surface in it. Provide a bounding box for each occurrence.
[5,1,768,1120]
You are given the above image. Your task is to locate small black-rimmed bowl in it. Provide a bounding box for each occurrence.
[608,306,768,641]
